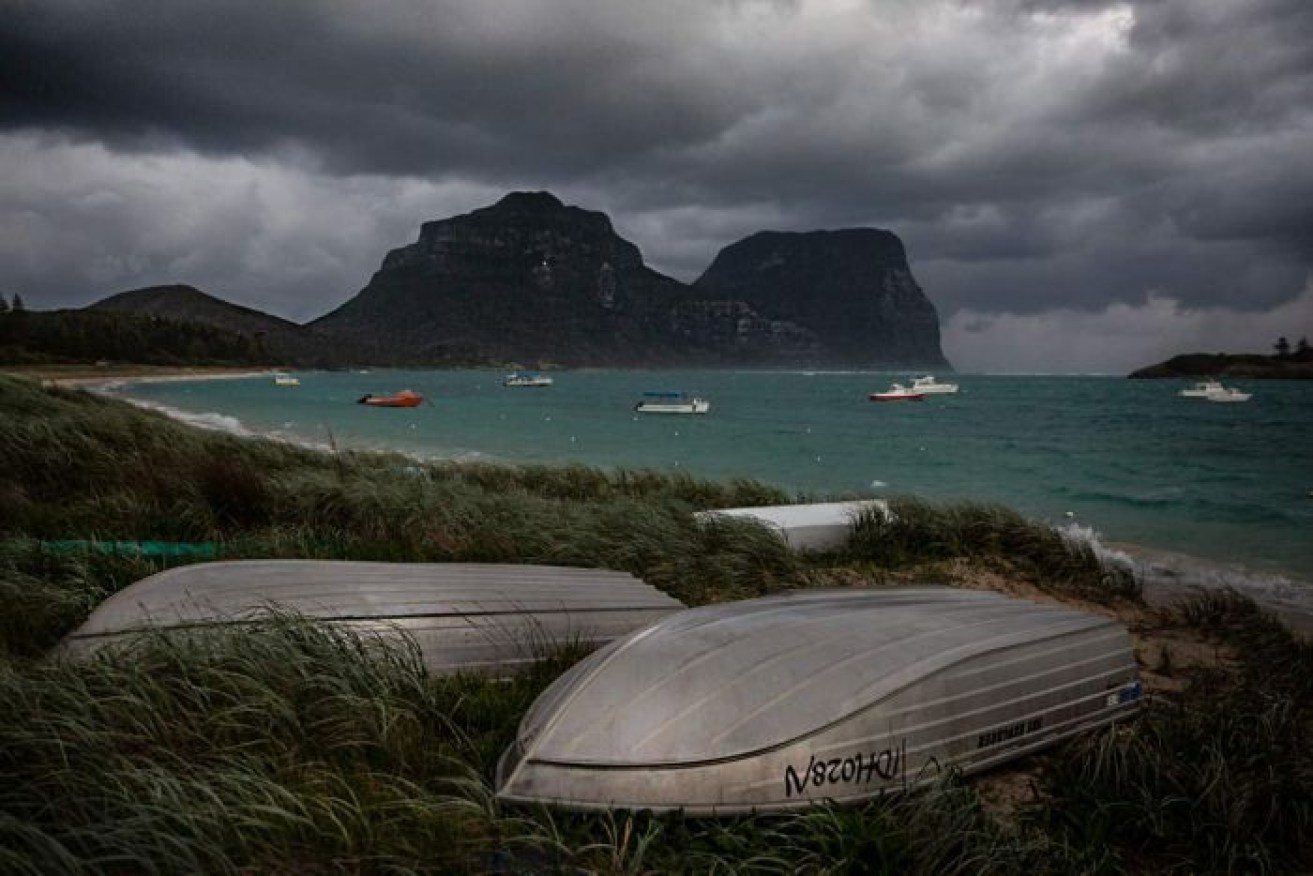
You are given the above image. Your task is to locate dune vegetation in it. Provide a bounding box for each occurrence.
[2,373,1310,874]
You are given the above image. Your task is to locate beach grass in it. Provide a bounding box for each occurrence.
[2,374,1311,873]
[846,497,1141,604]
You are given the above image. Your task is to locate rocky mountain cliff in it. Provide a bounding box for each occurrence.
[310,192,712,365]
[693,230,948,367]
[311,192,949,367]
[78,194,950,369]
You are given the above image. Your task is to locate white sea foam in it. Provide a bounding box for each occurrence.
[1057,521,1313,630]
[123,398,254,438]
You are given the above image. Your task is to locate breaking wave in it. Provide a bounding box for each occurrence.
[123,398,254,438]
[1059,522,1313,631]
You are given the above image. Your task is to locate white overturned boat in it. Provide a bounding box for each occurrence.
[58,561,685,674]
[695,500,888,552]
[634,391,710,414]
[496,586,1142,814]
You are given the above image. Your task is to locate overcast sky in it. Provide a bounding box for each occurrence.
[3,0,1310,372]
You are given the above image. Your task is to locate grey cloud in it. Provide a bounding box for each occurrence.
[2,0,1311,363]
[1,1,744,179]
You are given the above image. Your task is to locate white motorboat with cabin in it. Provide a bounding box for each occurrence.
[1178,379,1225,398]
[1179,379,1250,402]
[910,374,958,394]
[1205,386,1251,403]
[634,391,711,414]
[504,371,553,388]
[496,586,1142,814]
[273,373,300,387]
[869,383,925,402]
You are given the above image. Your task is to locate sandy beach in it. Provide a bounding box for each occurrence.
[0,364,283,389]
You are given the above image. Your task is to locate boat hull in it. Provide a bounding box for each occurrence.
[869,393,924,402]
[634,400,711,414]
[695,500,889,552]
[58,561,685,675]
[496,586,1141,814]
[359,390,423,407]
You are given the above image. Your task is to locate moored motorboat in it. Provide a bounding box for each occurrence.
[504,371,553,388]
[1178,379,1225,398]
[634,391,711,414]
[869,383,925,402]
[495,586,1142,814]
[1205,387,1251,403]
[1179,379,1251,402]
[910,374,958,394]
[273,373,300,387]
[58,561,686,676]
[358,389,424,407]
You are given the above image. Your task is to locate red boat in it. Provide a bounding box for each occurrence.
[357,389,424,408]
[869,383,925,402]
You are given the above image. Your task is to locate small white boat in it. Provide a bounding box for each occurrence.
[910,374,958,394]
[496,586,1142,814]
[504,372,553,388]
[273,373,300,387]
[1179,379,1250,402]
[869,383,925,402]
[58,561,685,676]
[634,391,711,414]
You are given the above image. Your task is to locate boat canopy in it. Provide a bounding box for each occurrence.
[58,561,686,675]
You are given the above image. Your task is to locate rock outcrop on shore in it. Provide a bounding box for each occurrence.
[1128,351,1313,379]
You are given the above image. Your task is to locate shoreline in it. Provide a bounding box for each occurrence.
[0,364,285,390]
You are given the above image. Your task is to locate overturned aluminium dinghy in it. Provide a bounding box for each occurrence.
[496,586,1142,814]
[694,500,888,552]
[59,561,685,675]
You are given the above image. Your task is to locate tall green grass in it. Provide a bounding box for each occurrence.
[1026,590,1313,873]
[0,617,583,873]
[846,496,1141,604]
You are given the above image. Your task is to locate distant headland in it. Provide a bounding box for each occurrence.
[1129,338,1312,379]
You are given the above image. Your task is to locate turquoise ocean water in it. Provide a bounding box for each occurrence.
[104,370,1313,602]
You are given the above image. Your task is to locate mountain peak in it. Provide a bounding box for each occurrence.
[490,191,565,214]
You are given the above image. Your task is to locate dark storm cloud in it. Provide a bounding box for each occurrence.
[1,0,738,178]
[2,0,1311,370]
